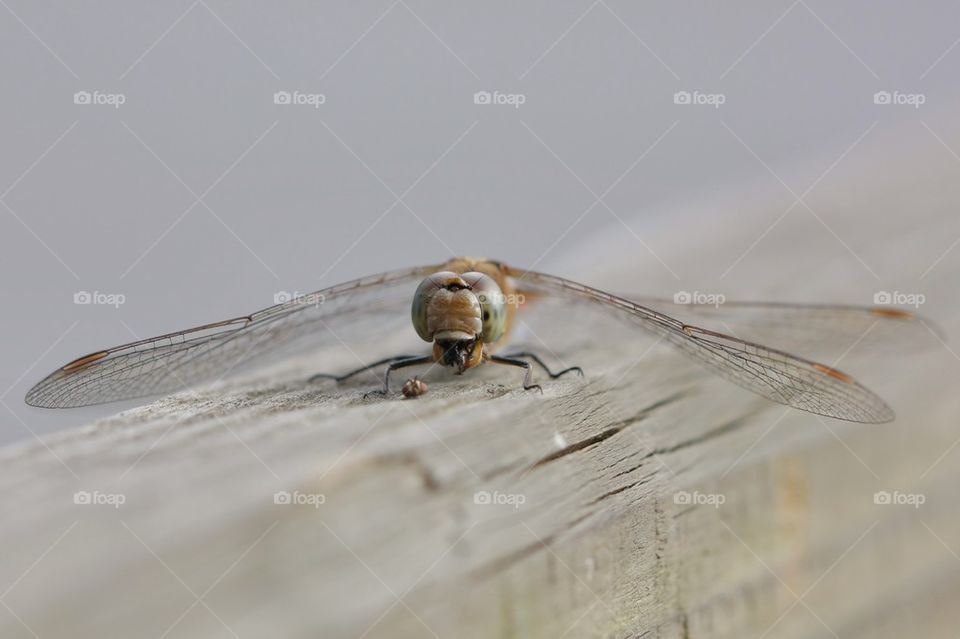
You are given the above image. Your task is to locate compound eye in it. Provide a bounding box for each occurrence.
[462,272,507,344]
[411,272,457,342]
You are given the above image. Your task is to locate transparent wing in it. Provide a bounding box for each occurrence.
[26,264,441,408]
[610,297,938,362]
[510,269,897,423]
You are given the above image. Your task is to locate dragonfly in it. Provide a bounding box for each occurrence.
[25,256,923,422]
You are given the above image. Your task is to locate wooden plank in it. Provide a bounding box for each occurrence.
[3,123,959,638]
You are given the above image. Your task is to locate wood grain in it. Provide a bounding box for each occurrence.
[3,121,960,639]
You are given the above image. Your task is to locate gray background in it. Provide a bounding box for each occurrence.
[2,1,959,444]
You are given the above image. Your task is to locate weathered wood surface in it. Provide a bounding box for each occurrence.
[3,121,960,639]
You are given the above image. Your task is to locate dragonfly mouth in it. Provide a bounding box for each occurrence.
[435,335,480,372]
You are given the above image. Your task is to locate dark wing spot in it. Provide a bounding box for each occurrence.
[62,350,109,374]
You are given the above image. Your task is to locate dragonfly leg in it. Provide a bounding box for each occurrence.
[309,354,420,385]
[488,355,543,394]
[501,351,584,379]
[379,356,434,395]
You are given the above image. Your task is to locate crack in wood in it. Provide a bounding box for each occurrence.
[525,392,688,472]
[649,411,759,456]
[588,474,657,506]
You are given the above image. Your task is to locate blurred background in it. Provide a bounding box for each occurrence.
[2,0,959,443]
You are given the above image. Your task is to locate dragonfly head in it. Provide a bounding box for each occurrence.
[412,270,508,372]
